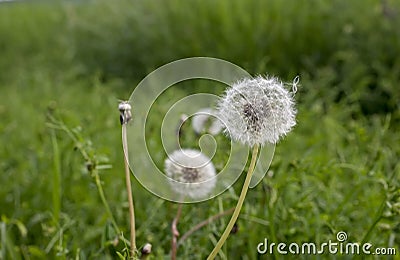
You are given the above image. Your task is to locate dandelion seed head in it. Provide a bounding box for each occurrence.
[217,75,296,146]
[164,149,216,199]
[208,119,223,136]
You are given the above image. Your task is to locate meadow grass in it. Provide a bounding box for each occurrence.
[0,0,399,259]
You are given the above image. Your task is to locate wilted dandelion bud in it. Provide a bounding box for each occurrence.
[141,243,152,255]
[164,149,216,199]
[118,101,132,125]
[192,108,223,135]
[217,76,296,146]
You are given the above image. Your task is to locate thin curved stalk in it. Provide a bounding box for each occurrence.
[122,124,136,258]
[177,207,235,248]
[207,144,259,259]
[94,173,121,235]
[171,203,183,260]
[47,114,121,235]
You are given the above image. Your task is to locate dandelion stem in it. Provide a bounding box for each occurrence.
[122,124,137,258]
[171,203,183,260]
[207,144,259,259]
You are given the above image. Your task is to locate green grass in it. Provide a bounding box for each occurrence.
[0,0,399,259]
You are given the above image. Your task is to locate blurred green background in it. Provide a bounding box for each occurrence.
[0,0,399,259]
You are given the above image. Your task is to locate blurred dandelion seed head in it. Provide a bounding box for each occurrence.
[164,149,216,199]
[217,75,296,146]
[192,108,223,135]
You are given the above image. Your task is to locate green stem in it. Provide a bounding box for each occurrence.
[51,130,61,224]
[47,115,123,243]
[207,144,259,259]
[1,222,6,260]
[94,172,121,235]
[361,195,386,244]
[122,124,136,258]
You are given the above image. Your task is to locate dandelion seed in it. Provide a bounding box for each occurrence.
[164,149,216,199]
[217,75,296,146]
[292,75,300,94]
[192,108,223,135]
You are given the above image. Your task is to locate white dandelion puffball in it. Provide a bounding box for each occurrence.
[164,149,216,199]
[217,75,296,146]
[192,108,223,135]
